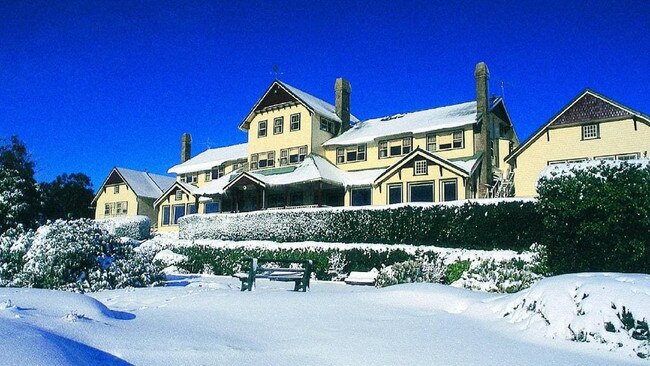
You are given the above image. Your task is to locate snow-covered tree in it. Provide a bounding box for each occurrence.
[0,136,41,234]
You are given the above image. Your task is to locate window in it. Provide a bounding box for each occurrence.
[114,185,120,194]
[116,201,128,215]
[351,188,371,206]
[290,113,301,131]
[409,183,434,202]
[617,153,639,160]
[441,180,458,202]
[258,120,267,137]
[104,203,110,216]
[280,149,289,166]
[388,184,402,204]
[380,137,412,158]
[187,203,197,215]
[427,134,436,152]
[255,151,275,169]
[205,170,212,182]
[582,124,599,140]
[210,165,225,180]
[162,206,170,226]
[273,117,284,134]
[285,145,307,164]
[205,202,220,213]
[452,131,464,148]
[414,160,428,175]
[104,201,128,217]
[320,117,339,134]
[336,148,344,164]
[379,142,388,158]
[175,190,183,201]
[337,144,367,164]
[172,204,185,225]
[251,154,259,170]
[594,155,615,161]
[181,173,197,184]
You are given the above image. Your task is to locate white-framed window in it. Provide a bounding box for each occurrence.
[290,113,301,131]
[280,149,289,166]
[408,182,434,202]
[336,144,367,164]
[320,117,339,134]
[162,206,171,226]
[250,154,259,170]
[104,203,110,216]
[175,190,183,201]
[286,145,307,164]
[258,120,267,137]
[379,137,412,158]
[387,184,402,204]
[441,180,458,202]
[104,201,128,216]
[116,201,128,215]
[426,134,436,152]
[452,130,464,148]
[113,185,120,194]
[414,160,428,175]
[582,124,599,140]
[205,170,212,182]
[273,117,284,134]
[616,153,639,160]
[172,204,185,225]
[594,155,615,161]
[254,151,275,169]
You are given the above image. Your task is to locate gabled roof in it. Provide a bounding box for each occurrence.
[239,80,360,131]
[505,89,650,163]
[153,181,197,208]
[168,143,247,175]
[323,101,478,147]
[374,148,476,186]
[92,167,175,204]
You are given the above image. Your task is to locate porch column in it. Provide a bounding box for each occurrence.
[262,187,266,210]
[317,181,323,207]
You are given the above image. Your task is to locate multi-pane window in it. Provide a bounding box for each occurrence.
[280,149,289,166]
[582,124,599,140]
[258,120,267,137]
[209,165,225,181]
[114,185,120,194]
[273,117,284,134]
[414,160,428,175]
[388,184,402,204]
[336,144,366,164]
[452,131,464,148]
[426,135,436,152]
[253,151,275,169]
[441,180,458,202]
[205,170,212,182]
[175,190,183,201]
[616,153,639,160]
[250,154,259,170]
[104,201,128,216]
[320,117,339,134]
[283,145,307,164]
[181,173,197,184]
[379,137,412,158]
[290,113,301,131]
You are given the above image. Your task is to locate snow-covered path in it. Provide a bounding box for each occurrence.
[0,275,646,365]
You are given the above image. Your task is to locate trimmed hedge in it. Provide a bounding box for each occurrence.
[179,200,541,251]
[538,161,650,274]
[96,215,151,240]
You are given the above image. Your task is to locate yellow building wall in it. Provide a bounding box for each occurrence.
[175,160,244,188]
[156,187,198,232]
[323,125,476,171]
[94,183,139,219]
[247,104,314,170]
[512,118,650,197]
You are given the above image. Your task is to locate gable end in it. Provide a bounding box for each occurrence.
[551,93,631,127]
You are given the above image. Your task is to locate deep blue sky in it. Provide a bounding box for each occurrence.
[1,1,649,189]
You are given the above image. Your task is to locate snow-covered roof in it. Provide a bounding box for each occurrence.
[277,81,360,124]
[115,167,175,199]
[323,101,477,146]
[168,143,247,175]
[248,155,347,187]
[193,170,242,196]
[449,156,482,175]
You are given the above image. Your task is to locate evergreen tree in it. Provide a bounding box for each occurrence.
[41,173,94,220]
[0,136,41,233]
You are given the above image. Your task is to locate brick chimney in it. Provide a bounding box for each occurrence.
[335,78,351,133]
[181,133,192,163]
[474,62,492,197]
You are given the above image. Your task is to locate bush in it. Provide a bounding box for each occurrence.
[537,161,650,274]
[444,260,470,284]
[16,219,163,292]
[180,200,540,251]
[454,258,542,293]
[375,255,446,288]
[0,226,33,286]
[96,215,151,240]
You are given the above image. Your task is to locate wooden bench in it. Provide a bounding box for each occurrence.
[233,258,313,292]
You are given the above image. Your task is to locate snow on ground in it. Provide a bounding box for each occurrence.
[0,273,647,365]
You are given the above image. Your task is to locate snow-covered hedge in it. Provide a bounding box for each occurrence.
[180,200,540,251]
[453,258,542,293]
[538,160,650,274]
[0,219,163,292]
[95,215,151,241]
[375,255,446,288]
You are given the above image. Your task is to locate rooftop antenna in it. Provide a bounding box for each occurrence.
[203,137,213,149]
[271,64,283,80]
[500,80,514,99]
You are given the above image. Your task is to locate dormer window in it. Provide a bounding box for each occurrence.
[452,131,464,148]
[336,144,366,164]
[582,124,599,140]
[380,137,412,158]
[273,117,284,134]
[258,120,267,137]
[320,117,339,134]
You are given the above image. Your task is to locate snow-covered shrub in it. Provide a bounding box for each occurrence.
[454,258,542,293]
[444,260,470,284]
[16,219,163,292]
[0,226,33,286]
[327,251,348,281]
[537,160,650,274]
[95,215,151,240]
[375,256,446,288]
[180,199,540,251]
